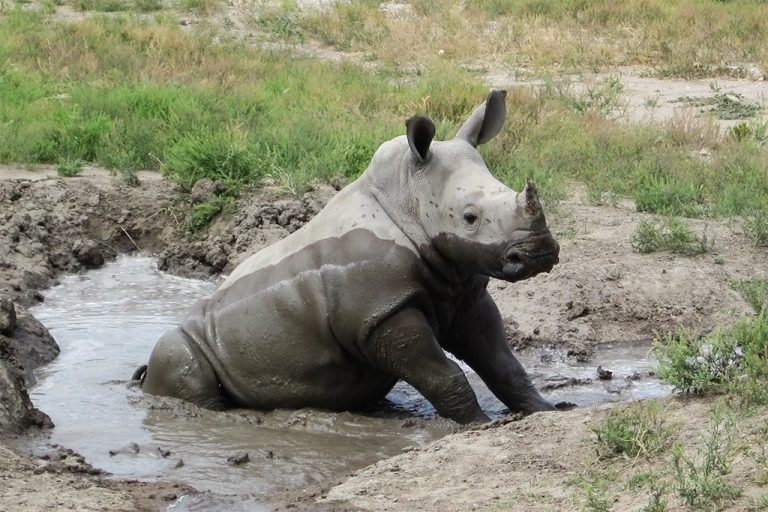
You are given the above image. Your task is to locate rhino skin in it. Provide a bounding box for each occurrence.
[141,91,562,424]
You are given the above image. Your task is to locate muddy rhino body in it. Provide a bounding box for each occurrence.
[142,91,561,423]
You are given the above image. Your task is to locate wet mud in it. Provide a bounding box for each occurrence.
[27,256,671,509]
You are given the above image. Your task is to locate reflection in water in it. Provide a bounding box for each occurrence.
[30,256,672,508]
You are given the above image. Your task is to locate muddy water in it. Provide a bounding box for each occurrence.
[29,256,672,509]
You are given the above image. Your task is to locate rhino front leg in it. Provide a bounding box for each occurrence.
[366,308,489,424]
[445,289,555,414]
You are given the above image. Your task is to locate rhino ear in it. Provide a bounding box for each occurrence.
[456,90,507,147]
[406,115,435,164]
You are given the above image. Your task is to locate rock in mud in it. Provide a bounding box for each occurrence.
[227,451,250,466]
[71,239,105,268]
[566,300,589,320]
[190,178,226,204]
[109,442,140,456]
[596,366,613,380]
[0,359,53,433]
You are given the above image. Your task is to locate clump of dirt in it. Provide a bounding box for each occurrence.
[157,189,330,278]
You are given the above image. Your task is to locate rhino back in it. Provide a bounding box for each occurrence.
[183,188,430,409]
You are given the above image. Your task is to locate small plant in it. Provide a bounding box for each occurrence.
[133,0,162,11]
[743,210,768,247]
[642,483,668,512]
[655,311,768,402]
[747,424,768,486]
[730,122,754,143]
[630,217,711,255]
[56,159,84,177]
[582,479,612,512]
[673,93,761,120]
[591,401,674,460]
[732,277,768,314]
[747,494,768,511]
[672,409,741,509]
[185,195,234,232]
[163,130,260,190]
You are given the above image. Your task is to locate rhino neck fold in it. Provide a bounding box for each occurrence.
[368,185,471,290]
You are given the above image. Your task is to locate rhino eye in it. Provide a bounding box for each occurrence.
[463,212,478,225]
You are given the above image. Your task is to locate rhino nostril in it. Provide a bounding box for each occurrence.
[505,250,523,265]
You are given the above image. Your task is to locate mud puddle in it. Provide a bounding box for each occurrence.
[28,256,671,510]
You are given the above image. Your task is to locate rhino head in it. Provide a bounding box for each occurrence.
[368,90,559,284]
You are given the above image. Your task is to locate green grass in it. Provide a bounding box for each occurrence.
[581,479,612,512]
[56,159,83,177]
[1,9,767,215]
[672,409,742,509]
[743,210,768,247]
[654,310,768,403]
[630,217,712,255]
[732,277,768,315]
[673,93,762,121]
[591,401,674,460]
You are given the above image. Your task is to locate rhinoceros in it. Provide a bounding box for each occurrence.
[139,90,562,423]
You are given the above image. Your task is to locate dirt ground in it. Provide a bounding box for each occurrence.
[318,398,768,512]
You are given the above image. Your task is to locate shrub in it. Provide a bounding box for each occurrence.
[654,312,768,403]
[56,159,83,177]
[591,401,674,459]
[672,409,741,509]
[163,130,261,190]
[630,217,711,255]
[743,210,768,247]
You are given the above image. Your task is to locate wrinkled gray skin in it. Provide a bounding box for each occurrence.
[141,91,562,424]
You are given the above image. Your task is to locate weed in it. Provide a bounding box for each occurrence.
[56,159,83,177]
[665,108,721,149]
[672,409,741,508]
[630,217,711,255]
[747,424,768,486]
[133,0,162,11]
[627,471,657,490]
[255,2,303,42]
[634,176,706,217]
[748,494,768,511]
[673,93,761,121]
[591,401,674,460]
[642,483,668,512]
[175,0,217,14]
[581,479,612,512]
[184,195,234,232]
[732,277,768,314]
[76,0,126,11]
[655,312,768,402]
[163,129,261,190]
[743,210,768,247]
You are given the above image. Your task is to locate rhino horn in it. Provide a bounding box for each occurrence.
[520,180,542,215]
[456,90,507,147]
[406,115,436,163]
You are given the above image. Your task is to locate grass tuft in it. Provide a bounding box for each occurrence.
[630,217,712,255]
[591,401,674,460]
[56,159,84,177]
[654,310,768,403]
[672,409,741,509]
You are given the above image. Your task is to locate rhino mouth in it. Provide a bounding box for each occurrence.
[499,244,559,282]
